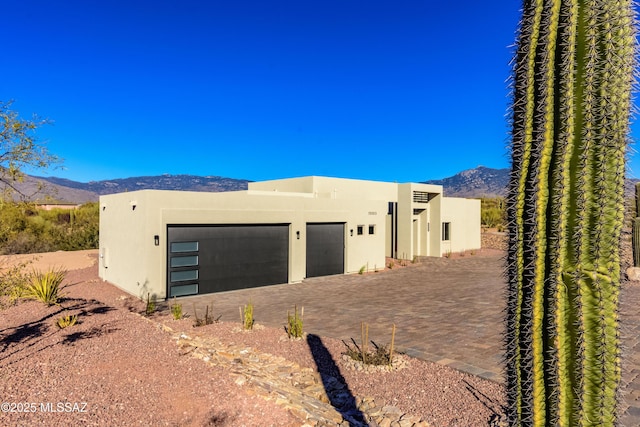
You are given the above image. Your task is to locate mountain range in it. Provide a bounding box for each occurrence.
[5,166,638,204]
[423,166,509,197]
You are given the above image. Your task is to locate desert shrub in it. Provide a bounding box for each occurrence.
[286,305,304,339]
[343,339,393,366]
[193,303,220,327]
[480,197,506,229]
[240,302,254,330]
[170,298,183,320]
[343,322,396,366]
[24,268,66,305]
[56,314,78,329]
[0,258,32,307]
[145,292,156,315]
[0,202,99,254]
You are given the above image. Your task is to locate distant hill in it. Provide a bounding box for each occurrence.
[425,166,640,199]
[424,166,510,198]
[38,174,250,196]
[2,174,251,204]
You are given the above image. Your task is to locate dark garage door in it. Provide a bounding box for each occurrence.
[167,224,289,297]
[306,223,344,278]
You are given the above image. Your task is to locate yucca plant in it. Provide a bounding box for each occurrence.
[56,314,78,329]
[505,0,635,425]
[24,268,66,306]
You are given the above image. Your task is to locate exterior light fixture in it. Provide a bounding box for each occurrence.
[154,235,160,246]
[296,231,300,240]
[350,229,354,236]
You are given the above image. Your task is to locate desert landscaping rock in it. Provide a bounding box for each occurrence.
[162,323,429,427]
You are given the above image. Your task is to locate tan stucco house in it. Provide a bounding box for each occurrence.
[98,176,480,300]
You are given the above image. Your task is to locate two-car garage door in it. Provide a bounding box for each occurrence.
[167,223,345,297]
[167,224,289,297]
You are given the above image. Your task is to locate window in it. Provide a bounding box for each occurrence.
[442,222,451,241]
[170,269,199,282]
[357,225,364,235]
[171,241,199,253]
[368,225,375,235]
[413,191,432,203]
[170,255,199,268]
[170,284,198,297]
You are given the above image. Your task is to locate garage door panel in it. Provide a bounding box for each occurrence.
[306,223,344,278]
[168,225,288,296]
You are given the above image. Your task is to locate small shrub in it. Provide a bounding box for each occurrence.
[342,322,397,366]
[145,293,156,315]
[358,265,366,275]
[25,268,66,305]
[444,250,452,258]
[193,303,220,327]
[286,305,304,339]
[170,297,182,320]
[343,339,393,366]
[387,260,394,269]
[0,258,32,307]
[56,314,78,329]
[240,301,254,330]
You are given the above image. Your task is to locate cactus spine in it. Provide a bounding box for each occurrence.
[505,0,635,425]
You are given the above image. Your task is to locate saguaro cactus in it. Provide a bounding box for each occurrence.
[505,1,635,426]
[633,183,640,267]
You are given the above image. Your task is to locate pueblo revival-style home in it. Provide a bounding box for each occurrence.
[98,176,480,300]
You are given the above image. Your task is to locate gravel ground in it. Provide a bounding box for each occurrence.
[0,253,506,426]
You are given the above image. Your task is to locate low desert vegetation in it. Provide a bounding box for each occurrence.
[240,301,254,330]
[480,197,506,230]
[170,297,183,320]
[0,258,32,306]
[343,322,397,367]
[286,305,304,339]
[24,268,66,306]
[56,313,78,329]
[0,201,99,254]
[193,303,220,327]
[145,292,156,315]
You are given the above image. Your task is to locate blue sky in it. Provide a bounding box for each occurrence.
[3,1,637,183]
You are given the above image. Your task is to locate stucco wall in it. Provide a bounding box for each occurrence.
[99,189,386,300]
[440,197,481,255]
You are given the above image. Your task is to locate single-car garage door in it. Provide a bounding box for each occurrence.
[306,223,344,278]
[167,224,289,297]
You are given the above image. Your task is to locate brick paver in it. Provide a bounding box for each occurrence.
[178,252,640,425]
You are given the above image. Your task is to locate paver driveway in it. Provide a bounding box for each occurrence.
[182,253,506,381]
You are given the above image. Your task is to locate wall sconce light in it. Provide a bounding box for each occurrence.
[296,231,300,240]
[154,235,160,246]
[350,229,354,237]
